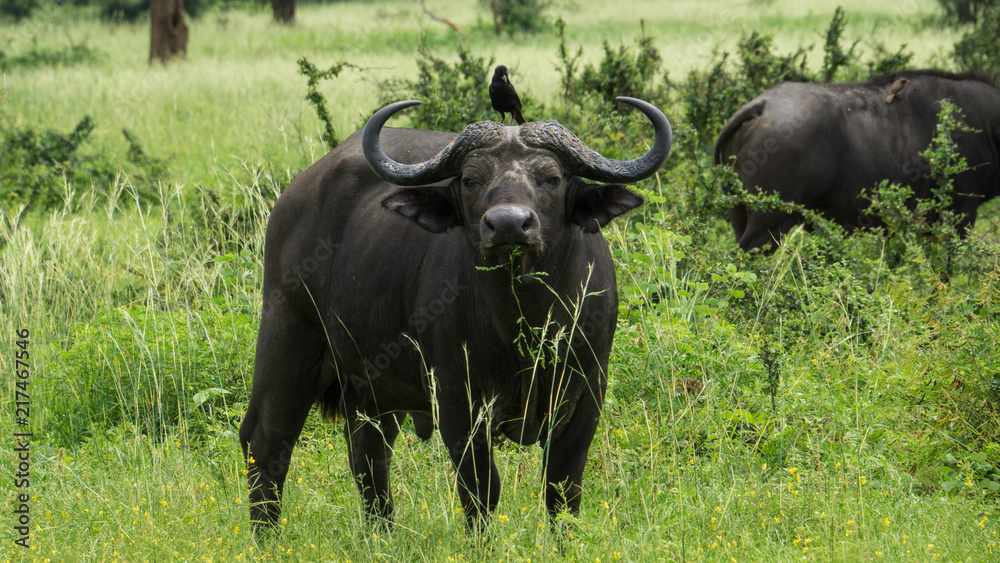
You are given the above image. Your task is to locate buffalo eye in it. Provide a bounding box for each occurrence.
[542,176,561,189]
[462,177,479,190]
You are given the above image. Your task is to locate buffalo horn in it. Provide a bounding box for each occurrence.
[362,100,504,186]
[519,97,672,184]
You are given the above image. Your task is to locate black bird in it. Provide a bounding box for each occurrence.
[489,65,526,125]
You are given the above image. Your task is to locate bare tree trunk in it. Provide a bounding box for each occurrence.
[271,0,295,24]
[149,0,188,64]
[486,0,503,36]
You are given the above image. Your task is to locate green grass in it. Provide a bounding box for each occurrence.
[3,0,1000,561]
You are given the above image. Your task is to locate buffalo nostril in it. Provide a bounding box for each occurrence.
[483,206,538,244]
[482,214,502,239]
[520,214,536,234]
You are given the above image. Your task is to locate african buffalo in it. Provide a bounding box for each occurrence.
[239,97,671,532]
[714,70,1000,251]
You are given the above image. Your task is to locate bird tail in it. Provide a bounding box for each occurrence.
[514,109,526,125]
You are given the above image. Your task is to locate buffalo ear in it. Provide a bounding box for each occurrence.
[382,187,458,233]
[570,181,645,233]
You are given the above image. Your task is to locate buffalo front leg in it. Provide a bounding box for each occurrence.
[541,390,602,521]
[344,412,403,525]
[438,403,500,530]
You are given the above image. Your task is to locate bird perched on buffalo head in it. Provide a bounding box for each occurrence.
[489,65,526,125]
[885,78,910,104]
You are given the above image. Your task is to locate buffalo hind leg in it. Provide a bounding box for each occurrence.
[345,412,404,526]
[240,392,317,533]
[239,317,327,533]
[729,203,748,242]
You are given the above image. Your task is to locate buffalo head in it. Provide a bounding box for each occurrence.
[364,98,672,270]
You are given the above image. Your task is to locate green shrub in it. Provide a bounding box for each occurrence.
[379,44,505,131]
[554,17,582,101]
[482,0,548,36]
[864,42,914,78]
[863,99,975,274]
[0,115,167,219]
[0,0,38,21]
[880,269,1000,491]
[97,0,148,22]
[953,6,1000,79]
[297,57,360,149]
[189,162,283,257]
[938,0,999,24]
[682,31,808,145]
[554,18,669,116]
[578,23,665,106]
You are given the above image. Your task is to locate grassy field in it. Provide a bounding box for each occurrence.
[3,0,1000,561]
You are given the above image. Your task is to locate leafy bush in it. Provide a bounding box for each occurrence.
[0,0,38,21]
[863,99,975,273]
[0,115,167,216]
[864,42,914,78]
[952,6,1000,79]
[553,18,671,117]
[97,0,148,22]
[379,44,505,131]
[297,57,360,149]
[938,0,999,23]
[681,31,808,145]
[879,268,1000,491]
[820,6,857,82]
[554,17,582,100]
[482,0,548,36]
[578,23,665,106]
[1,116,97,212]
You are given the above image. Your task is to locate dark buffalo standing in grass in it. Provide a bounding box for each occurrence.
[714,70,1000,251]
[239,98,671,532]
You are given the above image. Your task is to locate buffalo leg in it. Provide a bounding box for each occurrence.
[729,203,748,242]
[438,403,500,529]
[344,412,403,524]
[239,314,325,532]
[541,388,602,521]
